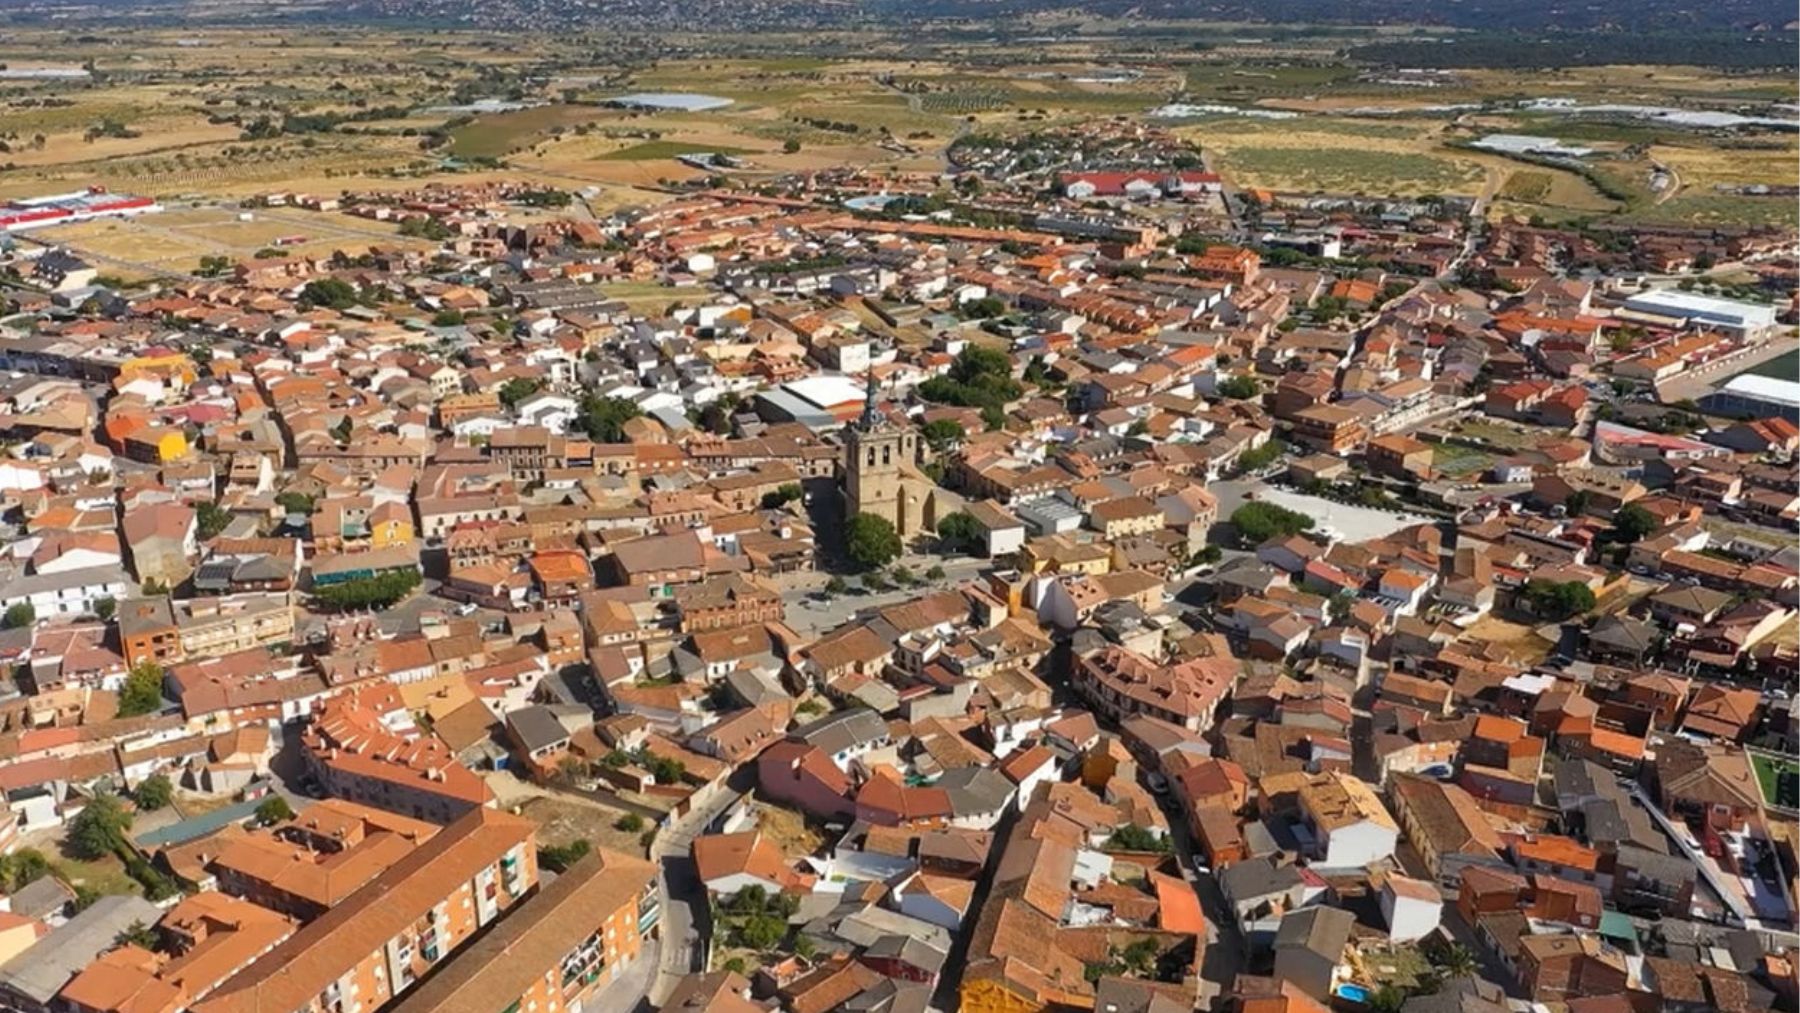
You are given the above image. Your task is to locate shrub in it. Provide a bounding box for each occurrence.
[134,775,173,812]
[1230,501,1314,545]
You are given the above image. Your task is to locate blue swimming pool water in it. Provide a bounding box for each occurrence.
[1337,984,1372,1003]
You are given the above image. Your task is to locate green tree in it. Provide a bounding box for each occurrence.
[134,774,173,812]
[823,575,847,597]
[196,501,230,539]
[93,596,117,622]
[918,346,1022,415]
[68,794,132,860]
[254,796,295,824]
[735,912,786,951]
[1119,937,1159,976]
[1,604,33,629]
[432,308,465,327]
[934,511,983,554]
[118,662,166,717]
[299,277,359,310]
[574,396,642,443]
[1196,544,1223,564]
[1434,943,1479,979]
[1235,439,1286,473]
[1564,489,1593,517]
[312,569,422,610]
[1369,986,1409,1013]
[115,920,159,950]
[1216,374,1260,400]
[783,138,801,153]
[921,418,966,454]
[275,491,316,515]
[1611,503,1657,544]
[846,514,903,570]
[634,748,686,785]
[498,376,540,408]
[615,813,645,833]
[761,483,804,509]
[539,838,592,873]
[1523,579,1597,620]
[1230,501,1314,546]
[1108,824,1172,853]
[0,849,50,893]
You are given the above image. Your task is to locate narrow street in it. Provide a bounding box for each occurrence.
[1162,801,1248,1001]
[646,773,750,1005]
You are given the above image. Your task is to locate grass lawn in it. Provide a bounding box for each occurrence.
[598,140,751,162]
[1752,753,1800,809]
[51,851,139,897]
[1358,943,1436,990]
[600,279,684,312]
[1431,443,1496,478]
[1449,420,1546,452]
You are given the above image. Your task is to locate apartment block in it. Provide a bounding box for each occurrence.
[389,848,659,1013]
[194,807,537,1013]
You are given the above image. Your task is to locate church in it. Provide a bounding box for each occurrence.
[840,375,949,539]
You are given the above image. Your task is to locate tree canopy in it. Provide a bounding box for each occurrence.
[918,347,1022,415]
[313,569,421,611]
[1524,579,1597,619]
[1215,374,1260,400]
[69,794,132,860]
[134,774,173,812]
[1611,503,1658,544]
[921,418,966,453]
[1230,501,1314,545]
[846,514,903,570]
[299,277,359,310]
[118,662,165,718]
[934,511,983,554]
[574,395,642,443]
[255,796,295,824]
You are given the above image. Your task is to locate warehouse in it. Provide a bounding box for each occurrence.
[1619,289,1779,339]
[1701,374,1800,422]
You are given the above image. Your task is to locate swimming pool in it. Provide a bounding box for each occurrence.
[1336,984,1372,1003]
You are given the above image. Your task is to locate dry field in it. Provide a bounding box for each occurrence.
[28,205,432,280]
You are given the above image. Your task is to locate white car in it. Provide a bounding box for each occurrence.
[454,602,479,616]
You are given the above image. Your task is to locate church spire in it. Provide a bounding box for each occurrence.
[857,369,882,432]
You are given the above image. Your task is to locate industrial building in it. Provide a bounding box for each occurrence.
[1701,373,1800,422]
[1619,289,1779,339]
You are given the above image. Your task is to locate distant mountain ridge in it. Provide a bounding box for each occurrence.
[0,0,1791,32]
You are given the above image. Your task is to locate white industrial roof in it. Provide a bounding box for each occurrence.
[1623,288,1778,327]
[1717,373,1800,408]
[783,374,866,410]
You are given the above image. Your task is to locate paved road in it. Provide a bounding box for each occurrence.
[1162,800,1247,1001]
[1653,337,1794,404]
[778,553,990,635]
[1624,781,1761,928]
[647,781,748,1004]
[587,939,659,1013]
